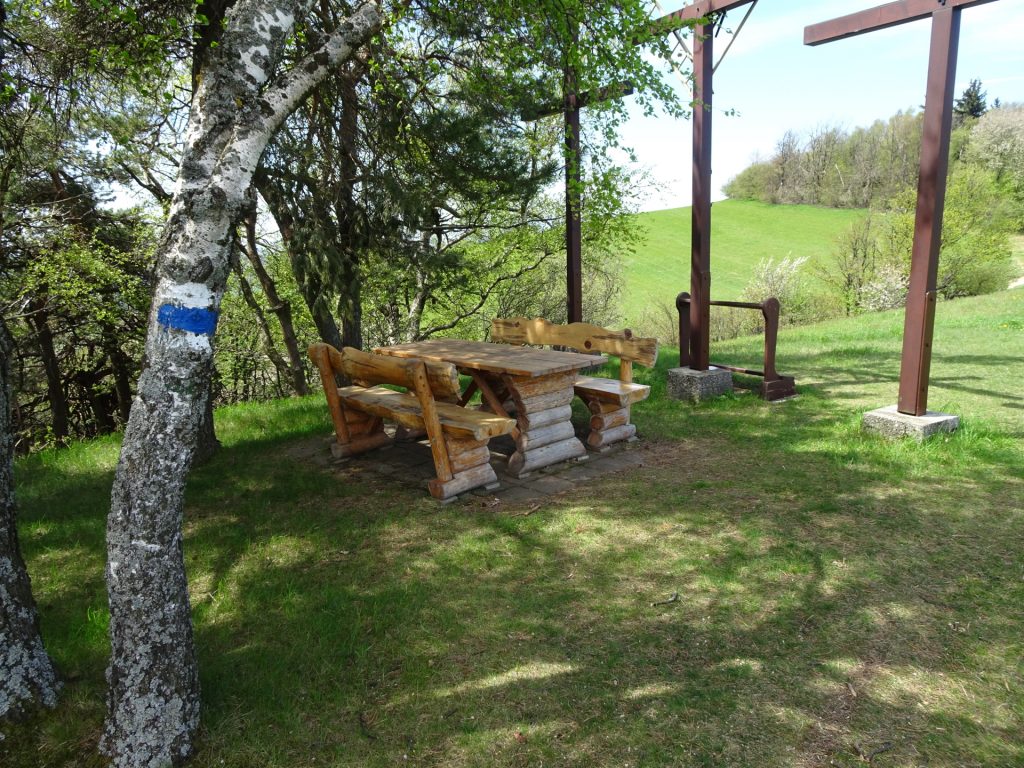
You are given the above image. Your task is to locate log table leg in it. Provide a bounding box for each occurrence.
[503,372,586,477]
[585,400,637,450]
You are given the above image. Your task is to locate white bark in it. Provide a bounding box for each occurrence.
[0,320,61,726]
[102,3,381,766]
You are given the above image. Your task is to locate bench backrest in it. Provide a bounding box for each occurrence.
[313,343,461,402]
[308,343,457,481]
[491,317,657,381]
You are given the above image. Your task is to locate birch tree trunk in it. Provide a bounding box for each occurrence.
[0,319,62,723]
[101,3,381,765]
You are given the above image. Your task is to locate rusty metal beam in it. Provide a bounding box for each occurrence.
[690,17,713,370]
[898,6,961,416]
[655,0,758,25]
[565,68,583,324]
[804,0,997,45]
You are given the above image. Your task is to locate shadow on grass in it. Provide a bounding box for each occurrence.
[5,384,1022,767]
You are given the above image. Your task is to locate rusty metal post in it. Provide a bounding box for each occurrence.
[565,82,583,324]
[690,18,713,370]
[564,15,583,326]
[898,6,960,416]
[761,298,781,381]
[676,291,692,367]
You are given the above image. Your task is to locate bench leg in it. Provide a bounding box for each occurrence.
[427,436,498,500]
[585,402,636,450]
[330,410,390,458]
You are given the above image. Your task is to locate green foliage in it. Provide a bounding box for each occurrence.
[723,111,924,210]
[966,104,1024,220]
[883,165,1014,299]
[953,77,987,128]
[821,166,1014,317]
[721,159,776,203]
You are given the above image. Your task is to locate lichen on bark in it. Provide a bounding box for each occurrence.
[0,319,61,729]
[100,2,381,765]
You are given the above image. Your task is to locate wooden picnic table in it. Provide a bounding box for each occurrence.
[375,339,603,476]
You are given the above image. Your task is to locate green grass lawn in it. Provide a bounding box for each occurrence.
[4,289,1023,767]
[621,200,866,328]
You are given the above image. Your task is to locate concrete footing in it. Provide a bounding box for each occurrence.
[862,405,960,441]
[666,366,734,403]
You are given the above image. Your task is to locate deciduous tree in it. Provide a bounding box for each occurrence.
[101,3,381,765]
[0,317,61,725]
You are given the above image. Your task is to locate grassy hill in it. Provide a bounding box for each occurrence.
[619,200,867,328]
[6,287,1023,767]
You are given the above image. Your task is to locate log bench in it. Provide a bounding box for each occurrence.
[490,318,658,450]
[308,343,516,500]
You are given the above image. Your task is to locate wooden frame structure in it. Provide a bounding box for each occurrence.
[651,0,762,371]
[308,344,516,499]
[805,0,1003,416]
[491,317,658,449]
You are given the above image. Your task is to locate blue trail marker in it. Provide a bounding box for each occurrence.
[157,304,218,336]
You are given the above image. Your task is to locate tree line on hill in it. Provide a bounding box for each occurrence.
[717,80,1022,326]
[0,1,690,765]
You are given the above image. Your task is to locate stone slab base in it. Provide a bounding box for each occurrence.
[666,367,734,403]
[862,405,960,441]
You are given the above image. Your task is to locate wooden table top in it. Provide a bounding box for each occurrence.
[375,339,604,378]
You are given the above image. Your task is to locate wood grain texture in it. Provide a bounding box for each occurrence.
[586,424,636,449]
[510,386,576,414]
[590,407,630,432]
[376,338,602,377]
[574,376,651,406]
[337,386,515,440]
[518,404,573,431]
[507,437,586,477]
[491,317,657,367]
[330,430,392,458]
[518,421,576,451]
[428,463,499,500]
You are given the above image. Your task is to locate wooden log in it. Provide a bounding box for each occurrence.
[340,386,514,440]
[586,423,636,449]
[449,445,492,473]
[574,376,650,406]
[330,345,462,400]
[342,408,373,426]
[507,437,586,477]
[620,358,633,384]
[589,407,630,432]
[346,415,383,438]
[516,420,575,452]
[394,425,427,441]
[471,371,512,418]
[410,359,453,482]
[491,317,658,367]
[444,435,487,454]
[587,399,623,415]
[428,463,498,500]
[510,386,575,414]
[502,371,577,399]
[330,430,392,458]
[445,435,490,474]
[309,344,350,443]
[518,404,572,431]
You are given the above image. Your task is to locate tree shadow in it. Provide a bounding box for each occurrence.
[7,386,1022,767]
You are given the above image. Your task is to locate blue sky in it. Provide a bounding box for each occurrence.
[616,0,1024,211]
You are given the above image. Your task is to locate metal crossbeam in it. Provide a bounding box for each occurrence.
[654,0,761,25]
[805,0,999,45]
[805,0,1005,416]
